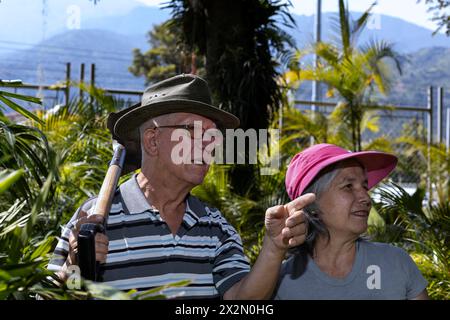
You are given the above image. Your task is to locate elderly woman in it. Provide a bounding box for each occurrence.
[274,144,428,300]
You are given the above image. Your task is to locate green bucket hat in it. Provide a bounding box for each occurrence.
[107,74,240,174]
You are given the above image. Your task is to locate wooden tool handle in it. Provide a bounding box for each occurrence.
[93,142,126,219]
[94,164,122,218]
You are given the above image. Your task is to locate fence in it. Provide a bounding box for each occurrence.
[2,65,448,199]
[294,91,449,199]
[1,63,142,116]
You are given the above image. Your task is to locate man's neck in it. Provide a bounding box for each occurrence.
[136,171,190,219]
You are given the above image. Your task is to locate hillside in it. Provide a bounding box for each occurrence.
[0,29,145,90]
[0,7,449,109]
[291,12,450,53]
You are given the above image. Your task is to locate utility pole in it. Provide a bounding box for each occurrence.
[65,63,71,106]
[427,86,434,204]
[437,87,443,144]
[42,0,48,41]
[310,0,322,145]
[80,63,85,100]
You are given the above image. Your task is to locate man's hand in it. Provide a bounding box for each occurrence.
[223,193,317,299]
[67,210,109,266]
[264,193,316,251]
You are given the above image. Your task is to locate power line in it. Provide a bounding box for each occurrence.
[0,48,134,63]
[0,39,139,58]
[0,48,133,63]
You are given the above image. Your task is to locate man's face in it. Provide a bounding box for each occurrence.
[151,112,219,187]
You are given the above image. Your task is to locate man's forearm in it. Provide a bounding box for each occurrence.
[224,235,286,299]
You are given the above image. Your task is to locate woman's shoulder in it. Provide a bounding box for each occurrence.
[359,239,412,261]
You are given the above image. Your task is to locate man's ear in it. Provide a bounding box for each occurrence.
[142,128,159,156]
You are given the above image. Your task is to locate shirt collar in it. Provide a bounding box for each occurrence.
[120,174,208,220]
[120,174,153,214]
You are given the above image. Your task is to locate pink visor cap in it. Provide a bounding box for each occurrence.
[285,144,398,200]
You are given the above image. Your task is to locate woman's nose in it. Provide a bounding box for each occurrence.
[358,189,371,207]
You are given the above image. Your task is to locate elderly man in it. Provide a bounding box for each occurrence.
[48,74,314,299]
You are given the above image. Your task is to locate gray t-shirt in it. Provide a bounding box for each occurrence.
[274,240,428,300]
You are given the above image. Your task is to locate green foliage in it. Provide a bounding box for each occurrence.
[0,85,194,300]
[370,183,450,299]
[417,0,450,36]
[278,103,392,156]
[0,165,57,300]
[35,86,116,223]
[0,80,43,125]
[129,21,205,85]
[166,0,295,130]
[412,253,450,300]
[0,85,113,299]
[393,136,449,203]
[192,148,288,264]
[284,0,402,151]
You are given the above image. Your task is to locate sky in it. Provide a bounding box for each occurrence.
[137,0,443,32]
[0,0,445,45]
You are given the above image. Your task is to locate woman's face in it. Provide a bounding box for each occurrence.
[317,159,372,239]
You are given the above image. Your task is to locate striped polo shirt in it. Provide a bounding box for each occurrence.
[48,174,251,299]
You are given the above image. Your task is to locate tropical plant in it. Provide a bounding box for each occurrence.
[0,168,59,300]
[0,85,196,299]
[33,84,120,224]
[278,103,393,157]
[0,80,43,125]
[370,183,450,299]
[192,135,288,264]
[129,21,205,85]
[284,0,402,151]
[166,0,295,130]
[393,136,449,204]
[417,0,450,35]
[0,87,60,299]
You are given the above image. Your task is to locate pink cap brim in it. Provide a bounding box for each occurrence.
[287,150,397,200]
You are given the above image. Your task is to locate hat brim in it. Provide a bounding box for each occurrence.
[107,100,240,175]
[298,151,398,197]
[107,103,142,175]
[114,99,240,142]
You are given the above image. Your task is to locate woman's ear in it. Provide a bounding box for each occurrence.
[142,128,159,156]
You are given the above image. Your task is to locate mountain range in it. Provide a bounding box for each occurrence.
[0,6,449,110]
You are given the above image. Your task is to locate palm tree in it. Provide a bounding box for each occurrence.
[166,0,295,130]
[371,182,450,299]
[394,135,450,203]
[285,0,402,151]
[278,102,394,157]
